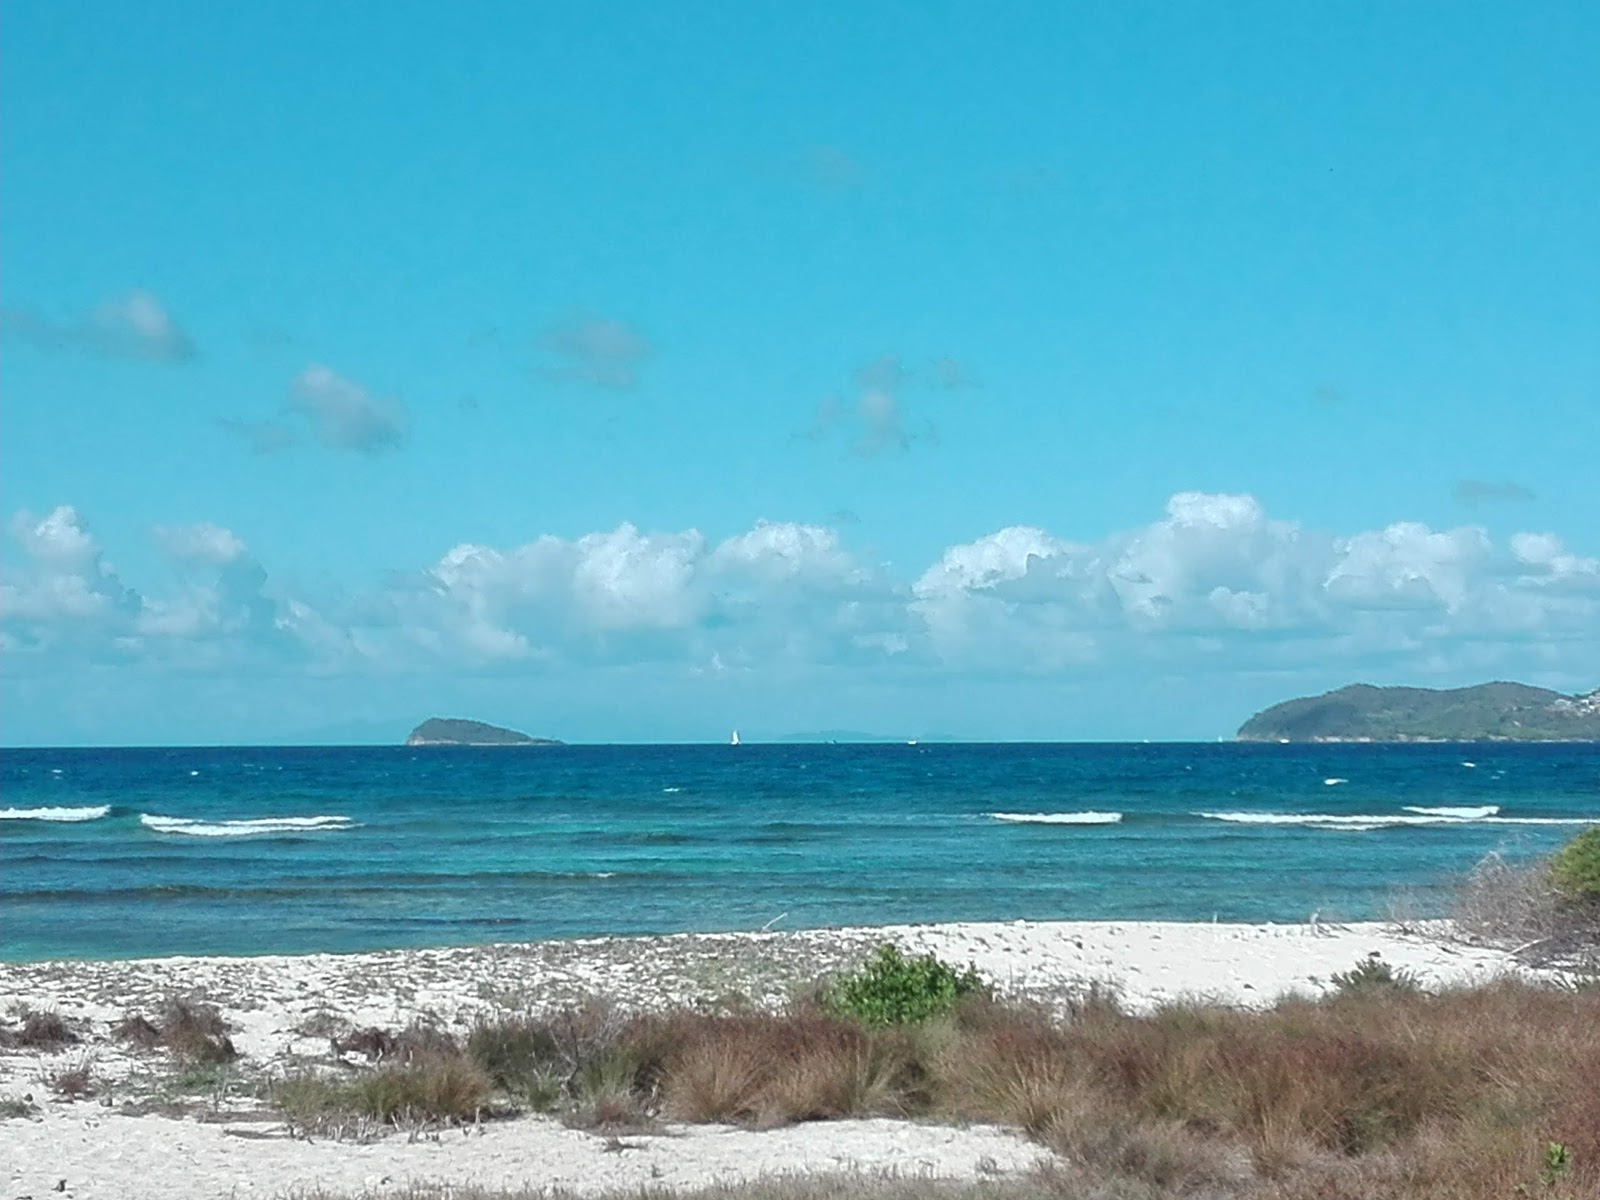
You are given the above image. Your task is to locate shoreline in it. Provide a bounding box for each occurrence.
[0,919,1549,1200]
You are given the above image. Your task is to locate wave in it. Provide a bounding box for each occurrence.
[1323,778,1349,786]
[139,814,356,838]
[990,811,1124,825]
[1403,805,1500,819]
[1199,812,1446,829]
[0,805,111,823]
[1200,809,1599,830]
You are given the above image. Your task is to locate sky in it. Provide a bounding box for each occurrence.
[2,1,1598,745]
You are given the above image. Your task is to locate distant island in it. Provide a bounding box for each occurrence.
[1237,682,1600,743]
[405,718,563,747]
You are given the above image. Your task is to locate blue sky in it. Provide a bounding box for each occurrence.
[3,1,1597,744]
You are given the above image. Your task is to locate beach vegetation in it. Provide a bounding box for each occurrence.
[45,1056,97,1098]
[248,972,1600,1196]
[348,1054,492,1124]
[825,944,986,1025]
[113,1013,164,1048]
[0,1096,38,1119]
[269,1053,493,1131]
[1551,828,1600,903]
[0,1007,78,1049]
[1327,951,1422,996]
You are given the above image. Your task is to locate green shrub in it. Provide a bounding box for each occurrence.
[1328,952,1422,997]
[827,945,986,1026]
[1550,828,1600,903]
[349,1056,491,1123]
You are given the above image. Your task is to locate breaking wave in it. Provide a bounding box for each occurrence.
[1403,805,1500,819]
[990,811,1124,825]
[140,814,357,838]
[1199,809,1599,831]
[0,805,112,822]
[1323,778,1349,786]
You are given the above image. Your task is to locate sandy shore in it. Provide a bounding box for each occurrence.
[0,919,1540,1200]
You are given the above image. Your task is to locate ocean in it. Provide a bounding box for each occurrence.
[2,742,1597,962]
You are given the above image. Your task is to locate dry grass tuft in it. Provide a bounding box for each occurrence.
[113,1013,163,1048]
[264,950,1600,1198]
[110,998,237,1063]
[650,1012,919,1126]
[1,1008,79,1049]
[46,1056,97,1098]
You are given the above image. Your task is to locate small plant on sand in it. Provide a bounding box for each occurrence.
[0,1008,78,1050]
[45,1056,98,1099]
[0,1097,38,1120]
[827,945,986,1026]
[1328,952,1421,997]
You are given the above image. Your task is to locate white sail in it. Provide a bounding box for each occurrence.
[730,729,740,746]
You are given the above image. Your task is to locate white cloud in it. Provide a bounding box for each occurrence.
[2,291,196,363]
[3,496,1597,694]
[154,523,247,565]
[290,365,411,454]
[0,508,137,640]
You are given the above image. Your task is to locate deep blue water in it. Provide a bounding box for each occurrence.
[2,743,1597,961]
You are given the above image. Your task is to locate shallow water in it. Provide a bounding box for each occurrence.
[2,742,1596,960]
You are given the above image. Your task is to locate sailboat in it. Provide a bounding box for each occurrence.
[730,729,741,746]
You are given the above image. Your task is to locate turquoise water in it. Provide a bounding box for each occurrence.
[2,743,1597,961]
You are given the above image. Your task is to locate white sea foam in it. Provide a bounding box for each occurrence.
[662,787,683,793]
[1200,809,1599,830]
[1323,778,1349,786]
[0,805,111,822]
[1461,761,1477,768]
[990,811,1124,825]
[140,814,356,838]
[1200,811,1450,828]
[1402,805,1500,819]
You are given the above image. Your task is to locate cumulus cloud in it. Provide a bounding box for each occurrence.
[539,315,652,390]
[4,496,1597,691]
[290,365,411,454]
[154,523,248,565]
[0,507,139,640]
[1,291,196,363]
[221,366,411,456]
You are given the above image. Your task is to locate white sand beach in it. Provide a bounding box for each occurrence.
[0,919,1545,1200]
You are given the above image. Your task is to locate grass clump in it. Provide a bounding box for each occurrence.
[0,1008,78,1050]
[0,1097,38,1119]
[1327,952,1422,997]
[114,997,238,1064]
[46,1057,98,1099]
[271,1054,493,1130]
[826,944,986,1026]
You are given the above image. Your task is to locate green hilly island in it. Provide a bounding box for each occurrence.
[1237,682,1600,742]
[405,718,563,747]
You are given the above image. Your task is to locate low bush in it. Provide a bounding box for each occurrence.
[267,972,1600,1198]
[1551,828,1600,904]
[46,1058,97,1098]
[826,945,986,1026]
[271,1055,493,1128]
[0,1008,78,1049]
[349,1055,491,1123]
[1327,952,1422,997]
